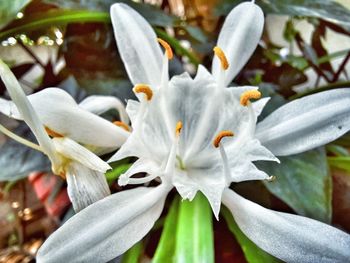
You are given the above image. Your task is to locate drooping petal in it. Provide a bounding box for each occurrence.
[52,137,111,173]
[0,88,129,148]
[222,189,350,263]
[0,60,58,165]
[212,2,264,86]
[256,88,350,156]
[111,3,163,88]
[79,95,129,124]
[36,184,171,263]
[66,162,111,212]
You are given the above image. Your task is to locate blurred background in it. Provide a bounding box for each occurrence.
[0,0,350,262]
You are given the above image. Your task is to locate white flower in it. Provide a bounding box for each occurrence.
[36,2,350,263]
[0,60,127,212]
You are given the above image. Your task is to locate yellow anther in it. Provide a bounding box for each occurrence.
[175,121,183,137]
[240,90,261,106]
[157,38,173,60]
[133,84,153,101]
[113,121,130,132]
[45,126,63,138]
[213,46,229,70]
[213,130,234,148]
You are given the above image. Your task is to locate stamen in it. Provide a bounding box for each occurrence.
[157,38,173,60]
[213,130,234,148]
[0,123,43,152]
[133,84,153,101]
[59,172,66,180]
[240,90,261,106]
[113,121,130,132]
[213,46,229,70]
[45,126,63,138]
[175,121,182,137]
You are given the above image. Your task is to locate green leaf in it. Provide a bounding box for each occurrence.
[328,156,350,174]
[153,196,180,263]
[221,207,281,263]
[44,0,177,27]
[258,147,332,223]
[0,0,31,30]
[121,242,143,263]
[105,163,132,184]
[216,0,350,31]
[174,192,214,263]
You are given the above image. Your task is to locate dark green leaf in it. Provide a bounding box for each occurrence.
[221,207,281,263]
[105,163,132,184]
[153,196,180,263]
[0,0,30,30]
[257,147,332,223]
[174,192,214,263]
[0,124,50,181]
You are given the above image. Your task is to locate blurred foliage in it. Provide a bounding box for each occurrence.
[0,0,350,262]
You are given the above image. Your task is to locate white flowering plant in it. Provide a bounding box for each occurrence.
[0,0,350,262]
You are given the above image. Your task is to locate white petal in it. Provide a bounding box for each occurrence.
[19,88,128,148]
[36,184,171,263]
[212,2,264,85]
[0,60,58,164]
[0,97,21,119]
[222,189,350,263]
[173,166,226,219]
[256,88,350,156]
[79,95,129,124]
[252,97,270,117]
[52,137,111,173]
[111,3,163,87]
[66,162,110,212]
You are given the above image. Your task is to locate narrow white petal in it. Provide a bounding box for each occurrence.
[36,184,171,263]
[66,162,111,212]
[0,60,58,164]
[111,3,163,87]
[79,95,129,124]
[212,2,264,85]
[52,137,111,173]
[256,88,350,156]
[0,97,21,119]
[222,189,350,263]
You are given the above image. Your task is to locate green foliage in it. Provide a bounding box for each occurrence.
[0,0,30,30]
[221,207,281,263]
[258,148,332,223]
[121,242,143,263]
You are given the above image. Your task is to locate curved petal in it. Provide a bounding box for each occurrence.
[0,60,58,165]
[256,88,350,156]
[222,189,350,263]
[79,95,129,124]
[36,184,171,263]
[1,88,129,148]
[66,162,111,212]
[212,2,264,86]
[111,3,163,88]
[125,99,140,124]
[52,137,111,173]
